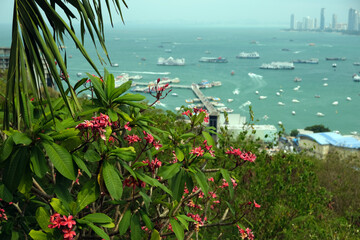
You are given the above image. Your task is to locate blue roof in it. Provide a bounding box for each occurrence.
[299,132,360,149]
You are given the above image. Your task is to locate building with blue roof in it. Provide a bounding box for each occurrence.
[298,132,360,159]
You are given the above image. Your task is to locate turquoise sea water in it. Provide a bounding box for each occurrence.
[1,26,360,134]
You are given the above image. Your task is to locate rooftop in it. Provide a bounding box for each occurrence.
[299,132,360,149]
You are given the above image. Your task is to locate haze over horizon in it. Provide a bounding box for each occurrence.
[0,0,359,28]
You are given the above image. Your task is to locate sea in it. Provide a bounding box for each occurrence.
[1,25,360,134]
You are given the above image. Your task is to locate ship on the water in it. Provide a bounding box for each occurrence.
[292,58,319,64]
[260,62,295,70]
[325,57,346,61]
[157,57,185,66]
[199,57,228,63]
[236,52,260,59]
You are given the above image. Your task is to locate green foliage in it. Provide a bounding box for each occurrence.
[290,129,299,137]
[304,124,331,133]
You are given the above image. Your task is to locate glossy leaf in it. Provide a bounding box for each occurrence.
[170,169,186,202]
[102,161,123,200]
[0,184,13,202]
[42,141,76,180]
[220,168,234,199]
[150,230,161,240]
[75,180,99,214]
[29,230,48,240]
[202,131,215,148]
[114,93,146,102]
[170,218,184,240]
[73,155,91,178]
[50,198,69,215]
[30,145,48,178]
[158,162,181,180]
[35,207,53,233]
[81,213,113,224]
[0,135,14,161]
[192,169,209,197]
[3,147,29,192]
[119,209,131,235]
[12,132,32,146]
[130,213,142,240]
[86,222,110,240]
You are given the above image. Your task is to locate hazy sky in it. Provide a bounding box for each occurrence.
[0,0,359,27]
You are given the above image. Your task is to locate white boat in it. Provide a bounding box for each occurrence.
[165,49,172,53]
[111,63,119,67]
[351,131,358,135]
[227,99,234,103]
[255,90,259,95]
[316,112,325,117]
[332,63,337,68]
[294,77,302,82]
[263,115,269,120]
[332,101,339,106]
[292,99,300,103]
[353,74,360,82]
[278,102,285,106]
[323,83,328,87]
[171,93,178,96]
[259,96,267,100]
[315,95,321,98]
[236,52,260,59]
[276,92,280,96]
[278,121,283,125]
[293,86,300,91]
[76,72,82,77]
[175,107,181,111]
[158,57,185,66]
[279,89,284,92]
[292,111,296,115]
[346,97,352,101]
[322,77,328,81]
[233,89,240,95]
[185,99,193,103]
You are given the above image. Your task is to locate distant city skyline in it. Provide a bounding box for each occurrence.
[0,1,359,27]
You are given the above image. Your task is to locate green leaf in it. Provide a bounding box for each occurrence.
[0,184,13,202]
[84,149,101,162]
[116,110,133,122]
[175,148,184,162]
[202,131,215,148]
[139,209,154,230]
[180,132,196,139]
[1,135,14,161]
[29,230,48,240]
[170,218,184,240]
[61,136,83,152]
[220,168,234,199]
[111,147,136,161]
[51,129,80,141]
[110,80,132,99]
[158,162,181,180]
[81,213,113,224]
[18,169,32,195]
[107,108,118,122]
[30,145,48,178]
[119,210,131,235]
[170,169,186,202]
[150,229,161,240]
[103,161,123,200]
[194,112,206,126]
[136,172,173,197]
[42,141,76,180]
[176,215,189,230]
[139,191,152,211]
[192,169,208,197]
[50,198,69,215]
[3,147,30,192]
[12,132,32,145]
[86,222,110,240]
[73,155,91,178]
[131,213,142,240]
[75,180,99,214]
[114,93,146,102]
[35,207,53,233]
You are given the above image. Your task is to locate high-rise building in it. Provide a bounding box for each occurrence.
[332,14,337,29]
[290,14,295,30]
[320,8,325,30]
[348,8,359,31]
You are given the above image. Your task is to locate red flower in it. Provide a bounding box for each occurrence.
[143,131,154,144]
[253,200,261,208]
[62,229,76,240]
[124,134,141,144]
[190,146,204,157]
[124,122,132,131]
[60,215,76,229]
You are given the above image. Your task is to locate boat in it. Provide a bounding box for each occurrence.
[233,89,239,95]
[353,74,360,82]
[171,93,178,97]
[323,83,328,87]
[292,58,319,64]
[157,57,185,66]
[332,101,339,106]
[227,99,234,103]
[326,57,346,61]
[260,62,294,70]
[185,99,193,103]
[292,99,300,103]
[141,57,146,61]
[293,86,300,91]
[346,97,352,101]
[279,89,284,92]
[111,63,119,67]
[294,77,302,82]
[165,49,172,53]
[308,43,316,46]
[199,57,228,63]
[316,112,325,117]
[204,50,211,54]
[218,107,234,113]
[353,62,360,66]
[76,72,82,77]
[292,111,296,115]
[322,78,328,81]
[278,102,285,106]
[332,63,337,68]
[315,95,321,98]
[248,72,263,78]
[276,92,280,96]
[259,96,267,100]
[255,91,259,95]
[281,48,290,51]
[236,52,260,59]
[196,37,203,40]
[231,70,235,75]
[263,115,269,120]
[278,121,283,125]
[351,131,358,135]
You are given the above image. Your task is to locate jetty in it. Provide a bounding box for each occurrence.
[191,84,217,114]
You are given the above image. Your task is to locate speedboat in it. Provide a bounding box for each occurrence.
[353,74,360,82]
[278,121,283,125]
[111,63,119,67]
[346,97,352,101]
[292,99,300,103]
[294,77,302,82]
[292,111,296,115]
[315,95,321,98]
[276,92,280,96]
[278,102,285,106]
[255,90,259,95]
[227,99,234,103]
[259,96,267,100]
[316,112,325,117]
[233,89,240,95]
[322,77,328,81]
[323,83,328,87]
[171,93,178,97]
[293,86,300,91]
[332,101,339,106]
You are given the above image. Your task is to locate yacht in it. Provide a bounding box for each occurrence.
[292,58,319,64]
[171,93,178,97]
[346,97,352,101]
[233,89,240,95]
[332,101,339,106]
[259,96,267,100]
[276,92,280,96]
[236,52,260,59]
[158,57,185,66]
[255,90,259,95]
[292,99,300,103]
[316,112,325,117]
[353,74,360,82]
[323,83,328,87]
[292,111,296,115]
[293,86,300,91]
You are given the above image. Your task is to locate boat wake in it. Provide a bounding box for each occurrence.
[239,100,252,111]
[248,72,263,79]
